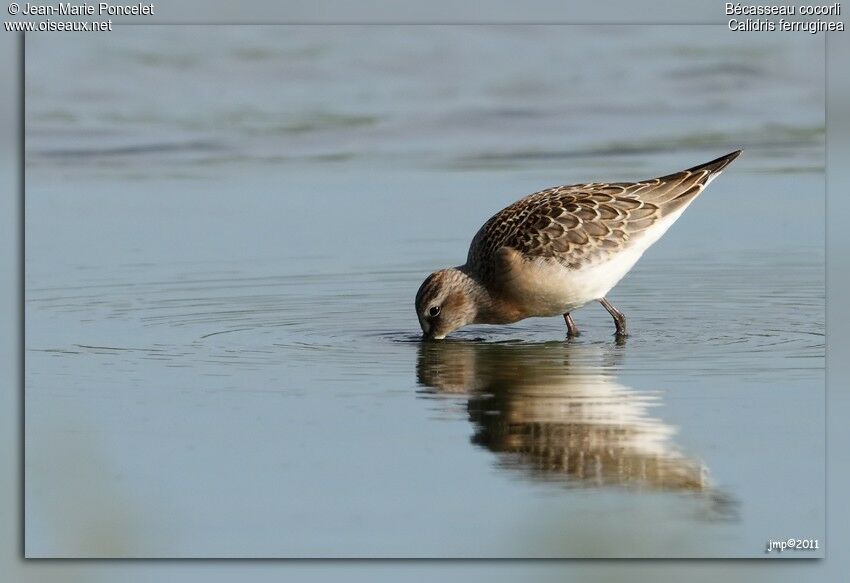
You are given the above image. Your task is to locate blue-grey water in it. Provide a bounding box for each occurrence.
[24,26,824,557]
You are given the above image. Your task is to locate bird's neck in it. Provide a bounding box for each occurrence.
[457,265,522,325]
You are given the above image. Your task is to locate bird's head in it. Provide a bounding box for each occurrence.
[415,268,478,340]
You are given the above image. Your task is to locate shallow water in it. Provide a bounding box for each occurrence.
[25,26,824,557]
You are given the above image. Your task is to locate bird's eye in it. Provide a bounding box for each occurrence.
[429,306,441,317]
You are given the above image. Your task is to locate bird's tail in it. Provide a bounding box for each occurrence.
[679,149,743,178]
[641,150,742,215]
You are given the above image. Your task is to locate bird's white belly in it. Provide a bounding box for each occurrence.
[504,207,686,317]
[510,247,646,316]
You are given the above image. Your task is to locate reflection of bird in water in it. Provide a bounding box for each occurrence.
[417,341,710,492]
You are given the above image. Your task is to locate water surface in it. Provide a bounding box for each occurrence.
[25,26,824,557]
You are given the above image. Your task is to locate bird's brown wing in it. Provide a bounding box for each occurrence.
[466,151,741,277]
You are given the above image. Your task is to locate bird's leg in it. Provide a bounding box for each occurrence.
[563,312,580,338]
[599,297,627,337]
